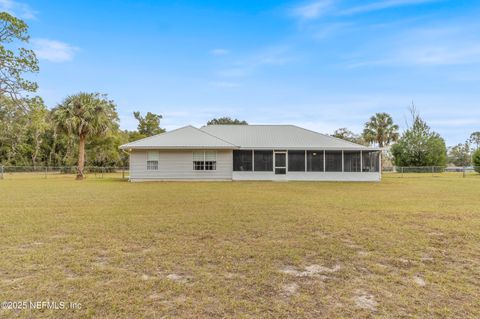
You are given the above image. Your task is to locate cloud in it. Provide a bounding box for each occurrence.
[211,48,229,56]
[0,0,37,19]
[290,0,441,21]
[209,81,240,88]
[291,0,333,20]
[339,0,441,16]
[218,46,293,78]
[345,25,480,67]
[31,39,78,62]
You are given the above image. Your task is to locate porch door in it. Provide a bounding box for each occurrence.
[274,152,287,175]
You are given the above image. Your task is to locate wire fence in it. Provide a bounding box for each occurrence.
[0,165,478,180]
[384,166,480,178]
[0,166,129,180]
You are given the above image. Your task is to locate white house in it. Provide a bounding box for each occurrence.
[120,125,381,182]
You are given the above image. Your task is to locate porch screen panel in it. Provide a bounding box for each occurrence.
[288,151,305,171]
[362,151,380,172]
[254,150,273,171]
[233,150,252,171]
[325,151,342,172]
[344,151,361,172]
[307,151,324,172]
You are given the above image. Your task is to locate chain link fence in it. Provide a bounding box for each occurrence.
[384,166,480,178]
[0,166,129,180]
[0,165,478,180]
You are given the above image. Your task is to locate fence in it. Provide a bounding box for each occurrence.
[0,166,129,180]
[384,166,480,178]
[0,165,478,180]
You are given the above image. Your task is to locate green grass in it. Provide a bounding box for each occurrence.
[1,174,479,318]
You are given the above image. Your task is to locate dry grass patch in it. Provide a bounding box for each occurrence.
[0,174,479,318]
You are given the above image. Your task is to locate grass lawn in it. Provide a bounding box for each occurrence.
[1,174,479,318]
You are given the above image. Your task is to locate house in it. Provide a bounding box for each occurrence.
[119,125,381,181]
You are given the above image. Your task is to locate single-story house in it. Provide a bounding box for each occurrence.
[120,125,381,182]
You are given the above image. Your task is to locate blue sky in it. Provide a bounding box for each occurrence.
[2,0,480,145]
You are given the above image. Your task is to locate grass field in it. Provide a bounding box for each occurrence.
[1,174,479,318]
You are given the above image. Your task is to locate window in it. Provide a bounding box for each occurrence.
[344,151,361,172]
[254,150,273,171]
[325,151,342,172]
[233,150,253,171]
[193,151,217,171]
[147,151,159,170]
[307,151,324,172]
[288,151,305,172]
[362,151,380,172]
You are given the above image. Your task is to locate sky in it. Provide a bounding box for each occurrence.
[2,0,480,145]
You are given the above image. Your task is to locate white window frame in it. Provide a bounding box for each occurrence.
[146,151,159,170]
[193,151,217,171]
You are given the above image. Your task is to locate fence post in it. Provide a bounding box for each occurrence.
[45,166,48,179]
[463,166,466,178]
[432,166,434,177]
[122,167,125,179]
[0,165,3,179]
[401,166,404,177]
[102,167,104,179]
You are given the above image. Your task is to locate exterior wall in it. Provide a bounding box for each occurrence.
[232,171,381,182]
[128,149,381,182]
[129,149,233,181]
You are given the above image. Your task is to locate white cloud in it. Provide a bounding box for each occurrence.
[209,81,241,88]
[291,0,333,20]
[32,38,78,63]
[339,0,441,16]
[0,0,37,19]
[345,25,480,67]
[218,46,293,78]
[211,48,229,56]
[290,0,441,21]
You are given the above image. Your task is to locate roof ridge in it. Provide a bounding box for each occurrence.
[194,126,239,147]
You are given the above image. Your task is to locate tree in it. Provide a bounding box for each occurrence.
[469,132,480,150]
[448,142,471,167]
[332,128,365,145]
[51,93,119,180]
[0,12,39,101]
[390,111,447,167]
[133,111,165,137]
[473,149,480,173]
[362,113,399,147]
[25,97,48,168]
[207,117,248,125]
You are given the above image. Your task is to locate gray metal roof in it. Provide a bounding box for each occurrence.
[200,125,371,150]
[120,125,236,150]
[120,124,376,150]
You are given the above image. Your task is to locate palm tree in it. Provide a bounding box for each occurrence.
[51,93,118,180]
[362,113,399,148]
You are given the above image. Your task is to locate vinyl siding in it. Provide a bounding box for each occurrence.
[129,149,232,180]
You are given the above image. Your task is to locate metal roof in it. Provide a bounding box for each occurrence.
[200,125,371,150]
[120,124,377,150]
[119,125,237,150]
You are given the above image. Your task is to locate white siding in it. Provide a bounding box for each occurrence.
[129,149,232,181]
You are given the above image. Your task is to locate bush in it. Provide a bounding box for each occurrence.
[473,149,480,173]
